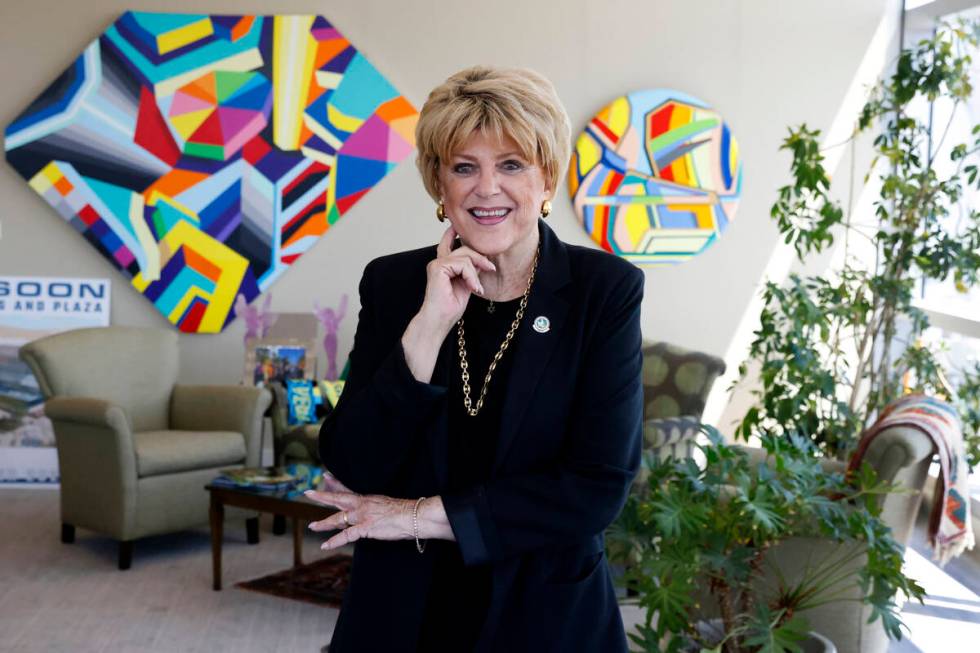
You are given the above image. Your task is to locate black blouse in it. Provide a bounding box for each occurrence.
[415,293,523,651]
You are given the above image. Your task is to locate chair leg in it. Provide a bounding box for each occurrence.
[118,541,133,570]
[246,517,259,544]
[272,514,286,535]
[61,523,75,544]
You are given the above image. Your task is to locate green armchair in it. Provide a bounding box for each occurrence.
[20,326,271,569]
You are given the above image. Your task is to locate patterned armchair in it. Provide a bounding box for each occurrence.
[639,341,727,464]
[612,341,727,594]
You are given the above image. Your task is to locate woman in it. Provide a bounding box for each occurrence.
[309,65,644,652]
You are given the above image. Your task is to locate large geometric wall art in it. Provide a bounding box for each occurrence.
[5,12,417,332]
[568,89,741,266]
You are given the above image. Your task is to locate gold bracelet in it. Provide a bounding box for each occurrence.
[413,496,427,554]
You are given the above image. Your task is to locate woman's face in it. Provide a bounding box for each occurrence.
[437,130,550,259]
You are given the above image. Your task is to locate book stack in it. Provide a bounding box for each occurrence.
[211,467,299,492]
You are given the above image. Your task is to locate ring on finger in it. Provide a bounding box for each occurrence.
[342,511,350,528]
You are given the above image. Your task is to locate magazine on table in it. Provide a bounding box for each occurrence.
[212,466,300,491]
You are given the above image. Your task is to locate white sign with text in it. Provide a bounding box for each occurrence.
[0,276,111,482]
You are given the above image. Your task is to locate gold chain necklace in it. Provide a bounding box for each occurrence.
[457,247,540,417]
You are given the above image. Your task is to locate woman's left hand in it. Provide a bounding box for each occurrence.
[305,476,415,550]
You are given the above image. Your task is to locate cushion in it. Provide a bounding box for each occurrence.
[133,430,246,478]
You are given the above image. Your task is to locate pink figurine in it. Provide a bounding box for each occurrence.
[314,294,348,380]
[235,293,278,346]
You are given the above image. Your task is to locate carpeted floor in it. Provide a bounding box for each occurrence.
[0,486,345,653]
[3,485,977,652]
[0,485,647,652]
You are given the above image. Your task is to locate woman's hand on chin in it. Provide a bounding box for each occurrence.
[420,225,496,334]
[400,225,496,383]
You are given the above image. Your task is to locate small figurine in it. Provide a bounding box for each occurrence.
[235,293,278,346]
[314,294,348,380]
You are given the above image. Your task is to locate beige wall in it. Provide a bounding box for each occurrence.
[0,0,895,387]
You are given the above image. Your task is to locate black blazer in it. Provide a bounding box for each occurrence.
[320,220,644,653]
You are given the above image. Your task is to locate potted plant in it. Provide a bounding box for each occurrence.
[609,427,922,653]
[738,20,980,463]
[610,19,980,653]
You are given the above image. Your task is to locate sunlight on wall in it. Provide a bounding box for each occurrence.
[705,1,905,430]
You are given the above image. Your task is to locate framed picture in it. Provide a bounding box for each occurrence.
[244,337,315,387]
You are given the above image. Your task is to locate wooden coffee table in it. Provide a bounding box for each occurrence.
[206,483,337,590]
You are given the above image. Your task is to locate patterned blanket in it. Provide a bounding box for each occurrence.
[848,394,975,565]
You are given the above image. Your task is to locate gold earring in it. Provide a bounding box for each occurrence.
[436,201,447,222]
[541,200,552,218]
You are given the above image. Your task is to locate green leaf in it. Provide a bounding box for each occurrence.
[743,607,809,653]
[741,493,786,534]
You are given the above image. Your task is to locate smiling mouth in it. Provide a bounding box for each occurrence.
[467,208,512,224]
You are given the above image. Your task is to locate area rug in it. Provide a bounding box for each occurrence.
[236,554,351,607]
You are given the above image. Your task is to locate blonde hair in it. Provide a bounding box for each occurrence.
[415,66,571,201]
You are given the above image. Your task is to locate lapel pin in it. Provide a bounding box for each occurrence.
[532,316,550,333]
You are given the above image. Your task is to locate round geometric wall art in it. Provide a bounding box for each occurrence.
[568,89,742,266]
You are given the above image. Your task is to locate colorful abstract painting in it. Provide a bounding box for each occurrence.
[568,90,741,266]
[4,12,417,332]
